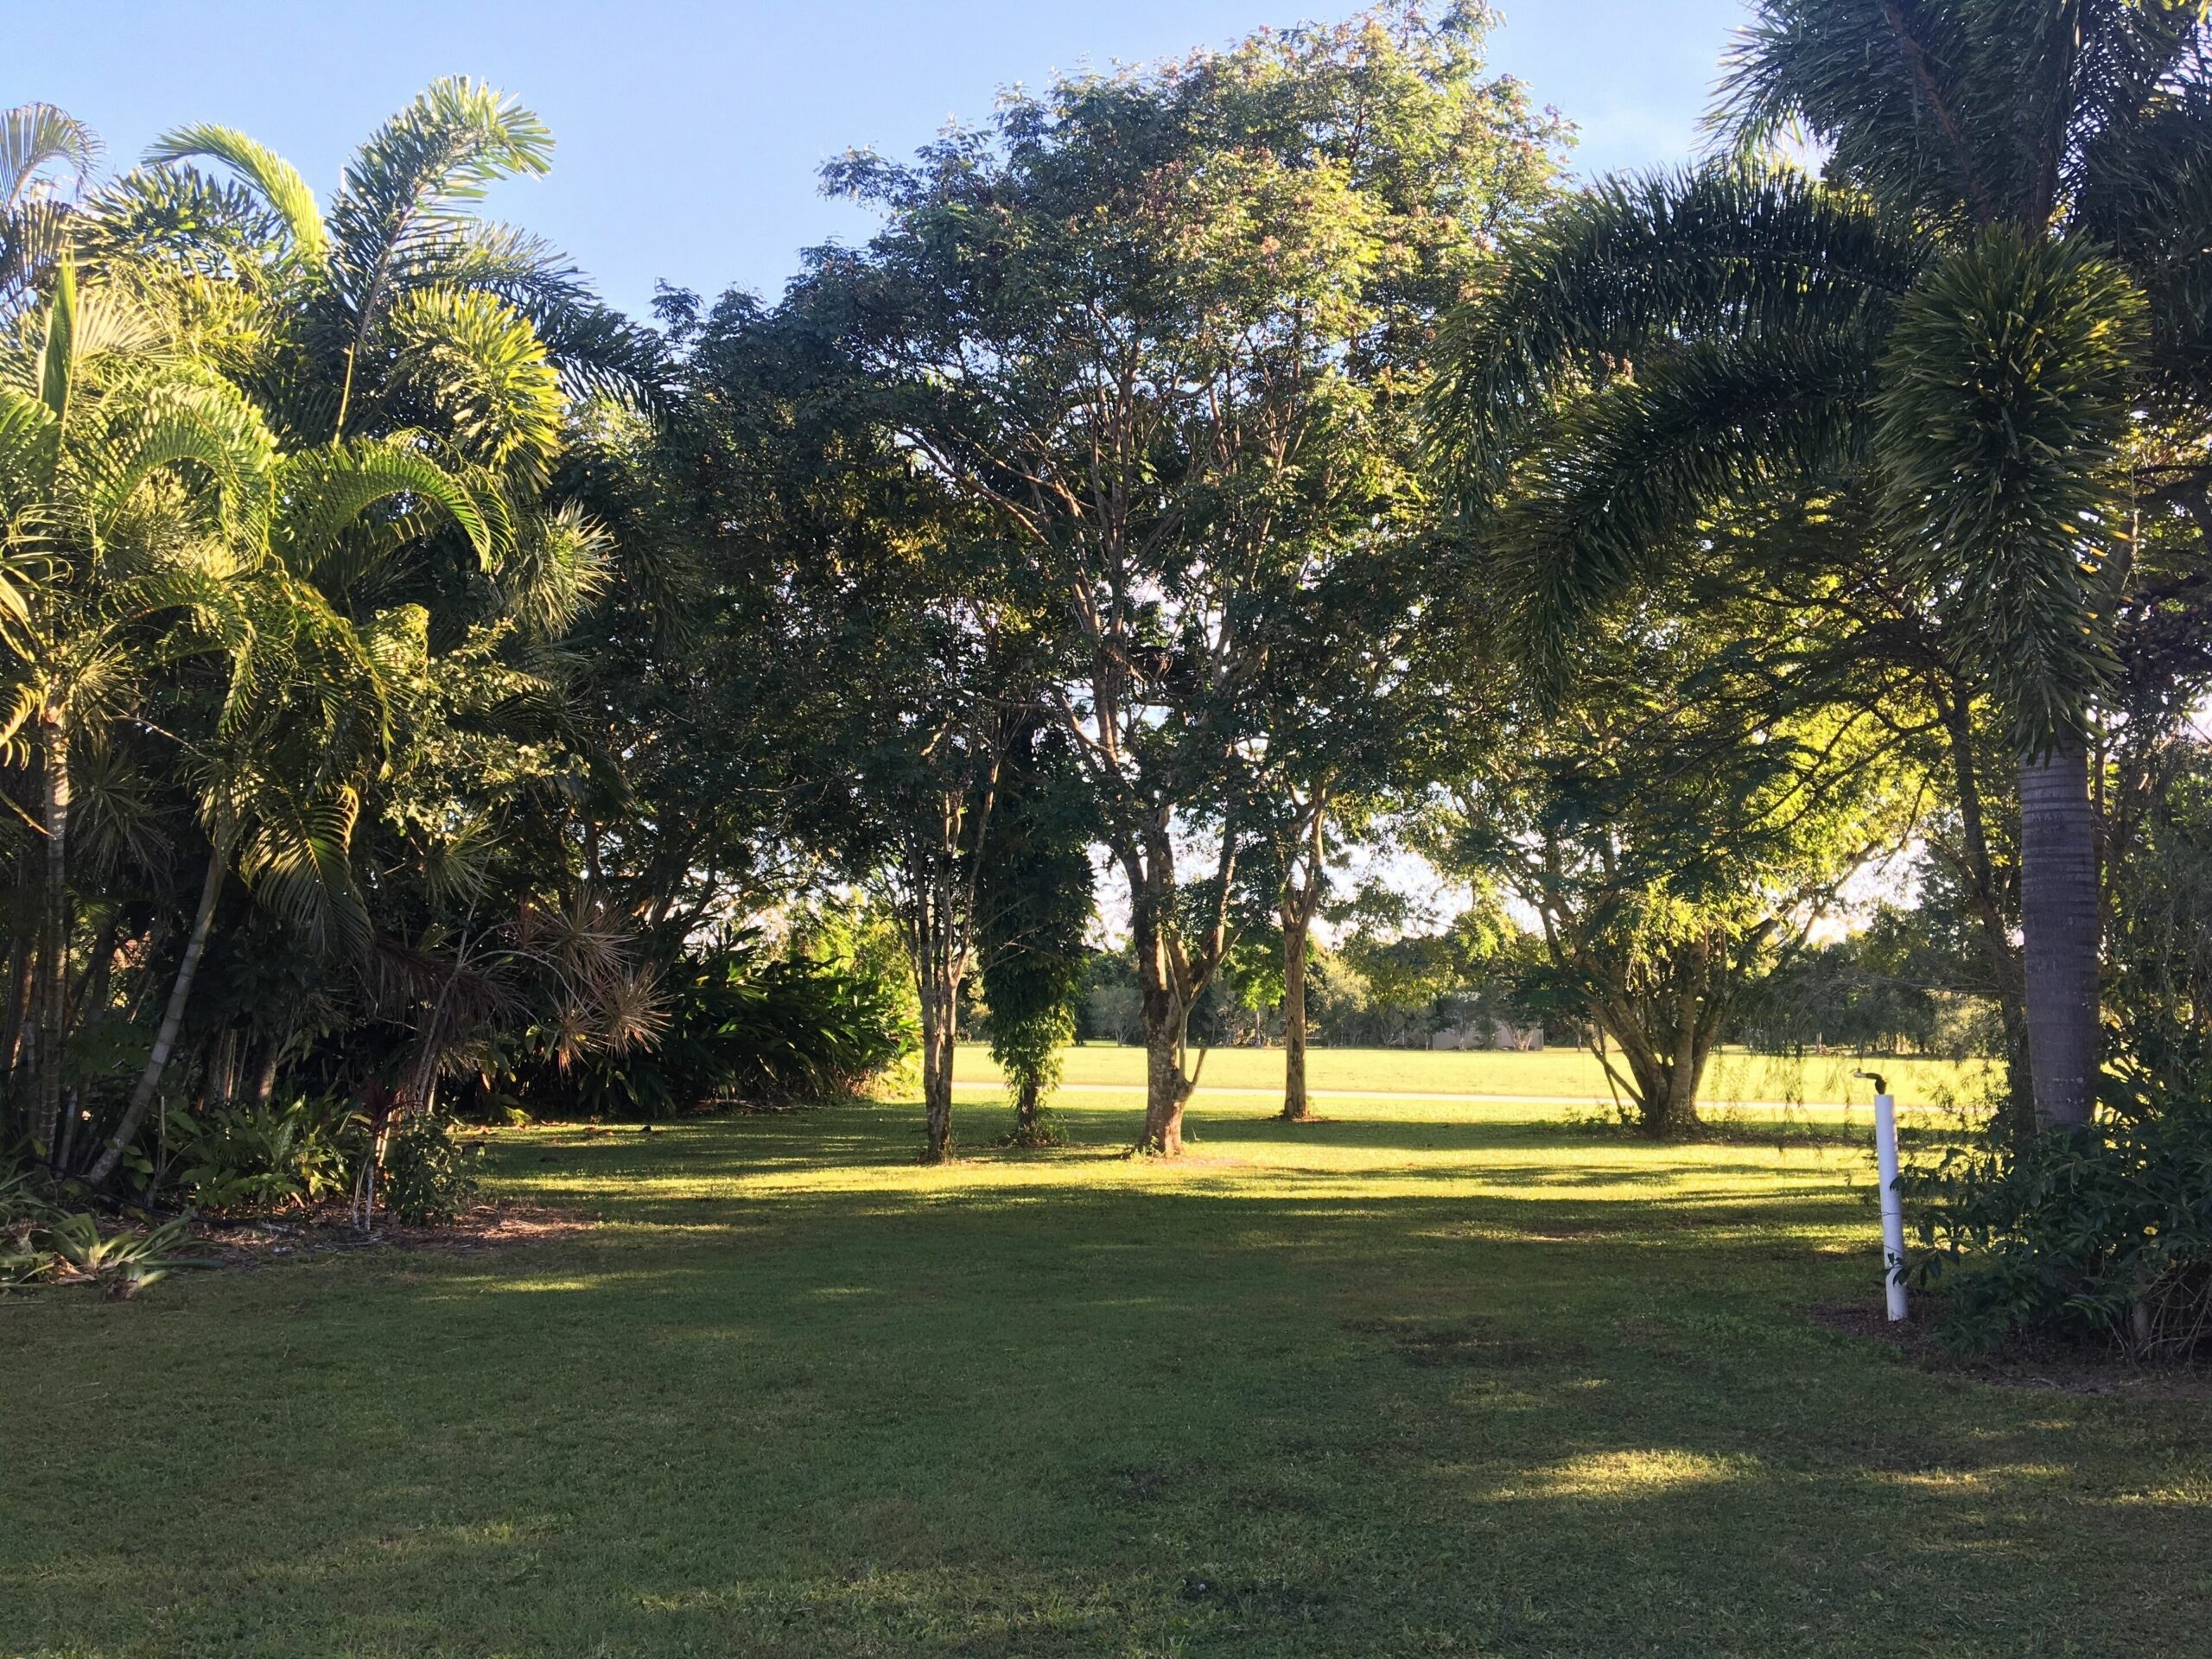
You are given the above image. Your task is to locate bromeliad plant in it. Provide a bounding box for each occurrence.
[15,1212,211,1300]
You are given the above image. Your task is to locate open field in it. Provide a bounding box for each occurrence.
[957,1041,1997,1112]
[6,1088,2203,1658]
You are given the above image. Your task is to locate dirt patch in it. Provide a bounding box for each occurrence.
[196,1199,595,1268]
[1809,1301,2212,1400]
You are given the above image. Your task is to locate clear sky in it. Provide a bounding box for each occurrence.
[24,2,1748,321]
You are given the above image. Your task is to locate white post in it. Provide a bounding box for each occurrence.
[1874,1091,1908,1321]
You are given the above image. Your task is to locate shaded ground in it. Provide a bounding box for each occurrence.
[196,1199,596,1268]
[3,1091,2205,1657]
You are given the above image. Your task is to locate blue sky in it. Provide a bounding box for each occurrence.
[24,1,1748,321]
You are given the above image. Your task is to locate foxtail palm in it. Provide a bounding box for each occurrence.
[1433,0,2212,1128]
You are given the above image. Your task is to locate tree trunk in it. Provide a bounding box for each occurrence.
[1943,690,2033,1129]
[1131,866,1196,1154]
[1140,989,1192,1154]
[252,1040,282,1106]
[3,931,30,1086]
[2018,741,2101,1128]
[32,708,69,1160]
[1648,972,1707,1138]
[85,857,225,1189]
[71,912,118,1037]
[918,972,956,1163]
[1281,903,1311,1122]
[1014,1071,1042,1138]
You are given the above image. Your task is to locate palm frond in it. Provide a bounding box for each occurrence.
[405,220,665,409]
[327,79,553,322]
[37,251,75,422]
[1876,228,2145,747]
[76,378,277,552]
[262,436,491,580]
[235,781,369,956]
[496,500,611,635]
[1503,328,1879,679]
[1428,165,1921,498]
[383,287,563,480]
[0,104,100,212]
[144,123,329,270]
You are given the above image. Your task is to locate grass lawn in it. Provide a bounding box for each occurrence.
[5,1089,2204,1657]
[958,1041,1996,1111]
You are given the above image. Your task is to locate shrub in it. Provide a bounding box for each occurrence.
[379,1114,482,1226]
[4,1209,213,1299]
[521,940,915,1119]
[173,1096,365,1213]
[1907,1103,2212,1357]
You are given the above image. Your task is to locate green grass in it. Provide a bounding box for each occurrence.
[960,1041,1995,1111]
[5,1088,2203,1657]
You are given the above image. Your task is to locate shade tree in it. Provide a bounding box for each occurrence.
[829,3,1563,1150]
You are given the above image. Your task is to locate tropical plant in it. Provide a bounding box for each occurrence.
[1909,1101,2212,1357]
[0,104,99,316]
[171,1094,364,1212]
[500,926,913,1122]
[34,1211,210,1299]
[1431,0,2212,1130]
[37,86,673,1181]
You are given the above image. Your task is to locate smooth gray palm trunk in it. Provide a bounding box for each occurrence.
[2018,742,2101,1128]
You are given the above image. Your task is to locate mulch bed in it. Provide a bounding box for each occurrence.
[1810,1300,2212,1399]
[194,1199,596,1268]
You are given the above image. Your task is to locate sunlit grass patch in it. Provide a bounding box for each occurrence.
[2,1084,2201,1659]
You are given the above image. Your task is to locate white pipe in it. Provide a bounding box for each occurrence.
[1874,1092,1908,1322]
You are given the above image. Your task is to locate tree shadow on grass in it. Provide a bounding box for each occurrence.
[6,1146,2202,1659]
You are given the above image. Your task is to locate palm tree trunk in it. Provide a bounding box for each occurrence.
[32,707,69,1160]
[84,857,225,1188]
[2018,742,2101,1128]
[252,1040,282,1106]
[2,929,30,1124]
[1942,693,2032,1129]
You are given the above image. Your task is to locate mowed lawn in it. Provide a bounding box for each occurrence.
[6,1088,2206,1658]
[959,1041,1995,1111]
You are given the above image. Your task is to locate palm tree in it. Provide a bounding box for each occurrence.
[0,88,637,1177]
[0,245,494,1173]
[0,257,267,1156]
[1433,0,2212,1129]
[0,104,99,317]
[110,78,654,465]
[75,442,493,1188]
